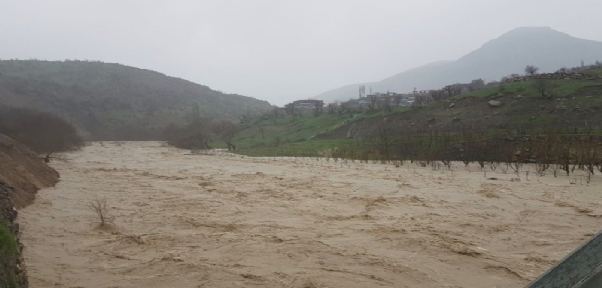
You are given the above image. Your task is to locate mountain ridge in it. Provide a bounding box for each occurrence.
[314,27,602,103]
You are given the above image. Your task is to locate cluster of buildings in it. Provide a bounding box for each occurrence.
[287,78,488,112]
[285,90,436,114]
[289,99,324,109]
[340,90,437,109]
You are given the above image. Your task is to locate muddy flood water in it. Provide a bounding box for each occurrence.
[19,142,602,288]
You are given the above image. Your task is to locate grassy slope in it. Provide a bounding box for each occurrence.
[455,80,592,99]
[449,70,602,126]
[215,112,358,156]
[224,108,414,156]
[229,69,602,156]
[0,224,17,258]
[0,223,18,287]
[458,68,602,99]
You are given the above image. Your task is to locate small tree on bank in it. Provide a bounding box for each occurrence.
[212,120,237,151]
[534,78,551,98]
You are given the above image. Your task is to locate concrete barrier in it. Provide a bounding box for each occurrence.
[526,230,602,288]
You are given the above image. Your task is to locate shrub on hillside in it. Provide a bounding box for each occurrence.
[0,107,84,154]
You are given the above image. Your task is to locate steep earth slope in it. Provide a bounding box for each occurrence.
[1,133,60,287]
[0,134,59,208]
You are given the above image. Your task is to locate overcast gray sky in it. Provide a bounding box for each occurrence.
[2,0,602,105]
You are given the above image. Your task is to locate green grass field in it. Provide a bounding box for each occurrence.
[218,112,353,150]
[214,106,413,156]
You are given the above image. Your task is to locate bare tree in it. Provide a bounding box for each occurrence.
[525,65,539,76]
[212,121,237,151]
[373,121,395,161]
[534,78,550,98]
[87,196,114,227]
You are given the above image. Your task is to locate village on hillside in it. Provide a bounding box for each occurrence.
[284,61,602,115]
[284,78,491,114]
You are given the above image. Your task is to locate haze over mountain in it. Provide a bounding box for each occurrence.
[0,60,272,140]
[314,27,602,103]
[4,1,602,105]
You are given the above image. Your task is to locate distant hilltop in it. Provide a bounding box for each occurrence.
[314,27,602,103]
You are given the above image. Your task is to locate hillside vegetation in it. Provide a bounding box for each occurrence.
[231,68,602,157]
[0,60,272,140]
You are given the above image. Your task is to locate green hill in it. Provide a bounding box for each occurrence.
[0,60,272,140]
[231,68,602,157]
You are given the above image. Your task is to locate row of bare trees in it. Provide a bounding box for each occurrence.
[357,123,602,176]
